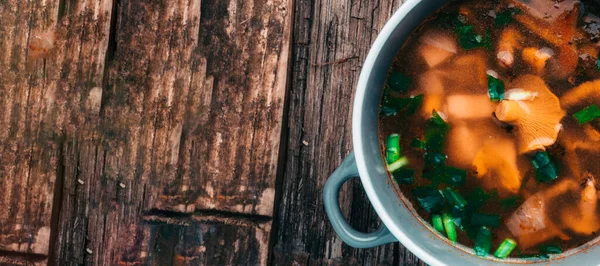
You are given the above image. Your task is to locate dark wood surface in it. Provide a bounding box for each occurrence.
[0,0,425,265]
[271,0,423,265]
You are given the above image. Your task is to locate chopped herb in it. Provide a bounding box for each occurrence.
[474,227,492,257]
[455,20,491,50]
[380,94,424,117]
[466,187,489,209]
[380,105,398,116]
[430,110,447,126]
[386,134,401,164]
[531,151,558,183]
[411,138,426,149]
[449,204,469,230]
[487,75,505,102]
[422,165,446,185]
[495,8,521,27]
[443,166,467,186]
[471,213,501,228]
[442,213,458,242]
[387,156,409,172]
[500,196,522,209]
[392,168,415,185]
[442,188,467,210]
[387,72,411,92]
[432,214,445,234]
[539,245,563,255]
[596,51,600,71]
[406,94,424,114]
[494,238,517,258]
[424,110,449,152]
[412,187,445,213]
[573,104,600,125]
[424,152,447,165]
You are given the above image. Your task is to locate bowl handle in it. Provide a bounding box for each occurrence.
[323,152,397,248]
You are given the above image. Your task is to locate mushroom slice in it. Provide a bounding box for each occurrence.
[547,44,578,80]
[522,47,554,74]
[561,176,600,235]
[497,27,523,68]
[419,30,458,68]
[511,0,581,46]
[440,51,489,92]
[508,0,581,23]
[495,75,565,154]
[472,138,522,197]
[561,79,600,109]
[506,179,577,250]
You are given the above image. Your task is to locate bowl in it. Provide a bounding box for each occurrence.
[322,0,600,265]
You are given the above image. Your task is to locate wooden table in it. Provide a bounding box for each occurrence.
[0,0,424,265]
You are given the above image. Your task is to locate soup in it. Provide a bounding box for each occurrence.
[379,0,600,259]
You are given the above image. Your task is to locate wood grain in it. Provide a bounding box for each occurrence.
[270,0,425,265]
[141,215,270,266]
[49,0,291,265]
[0,255,46,266]
[0,0,113,255]
[0,0,433,264]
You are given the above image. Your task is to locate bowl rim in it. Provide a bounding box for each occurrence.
[351,1,600,265]
[352,1,447,265]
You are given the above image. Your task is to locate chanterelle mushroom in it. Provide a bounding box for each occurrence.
[472,138,523,197]
[561,176,600,235]
[505,179,578,250]
[494,75,565,154]
[497,27,523,68]
[561,79,600,109]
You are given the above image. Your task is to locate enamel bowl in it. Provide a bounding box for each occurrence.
[323,0,600,265]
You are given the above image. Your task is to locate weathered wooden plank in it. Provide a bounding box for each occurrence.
[0,0,58,255]
[180,0,291,215]
[140,215,270,266]
[271,0,425,265]
[51,0,291,264]
[0,255,46,266]
[0,0,112,255]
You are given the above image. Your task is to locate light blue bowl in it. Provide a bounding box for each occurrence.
[323,0,600,265]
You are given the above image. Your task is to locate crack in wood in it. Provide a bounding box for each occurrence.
[47,133,66,265]
[144,208,272,225]
[0,250,47,262]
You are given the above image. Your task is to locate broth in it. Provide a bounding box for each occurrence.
[379,0,600,259]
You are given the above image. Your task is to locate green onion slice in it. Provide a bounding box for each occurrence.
[474,227,492,257]
[574,104,600,125]
[442,213,458,242]
[392,168,414,185]
[386,134,401,164]
[387,156,408,172]
[494,238,517,258]
[442,188,467,210]
[432,214,445,234]
[487,75,505,102]
[539,245,563,255]
[531,151,558,183]
[412,187,445,213]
